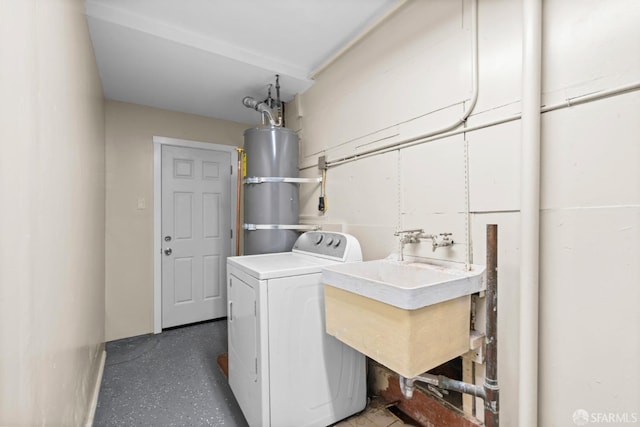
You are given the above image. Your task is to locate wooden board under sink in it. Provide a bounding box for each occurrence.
[324,285,471,378]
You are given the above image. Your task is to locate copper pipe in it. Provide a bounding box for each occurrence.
[485,224,500,426]
[235,148,244,256]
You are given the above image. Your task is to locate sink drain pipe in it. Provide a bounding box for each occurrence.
[399,374,486,401]
[399,224,499,426]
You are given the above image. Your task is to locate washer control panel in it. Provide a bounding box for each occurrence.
[292,231,362,262]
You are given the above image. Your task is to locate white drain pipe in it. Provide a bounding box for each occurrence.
[519,0,542,426]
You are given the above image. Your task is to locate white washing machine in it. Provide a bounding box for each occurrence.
[226,231,366,427]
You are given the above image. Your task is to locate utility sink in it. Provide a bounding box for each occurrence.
[322,257,486,378]
[322,257,485,310]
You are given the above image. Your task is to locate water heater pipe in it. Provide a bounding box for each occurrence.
[242,96,275,126]
[518,0,542,425]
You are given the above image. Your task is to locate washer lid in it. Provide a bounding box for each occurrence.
[227,252,337,280]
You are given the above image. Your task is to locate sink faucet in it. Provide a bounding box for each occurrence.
[394,229,454,260]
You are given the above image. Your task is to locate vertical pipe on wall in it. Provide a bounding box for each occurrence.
[485,224,499,427]
[236,148,244,256]
[519,0,542,426]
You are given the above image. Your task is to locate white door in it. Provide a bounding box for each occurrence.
[161,145,231,328]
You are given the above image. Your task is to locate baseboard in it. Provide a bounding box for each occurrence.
[85,348,106,427]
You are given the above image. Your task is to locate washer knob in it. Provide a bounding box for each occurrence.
[315,234,324,245]
[333,239,342,248]
[326,237,334,246]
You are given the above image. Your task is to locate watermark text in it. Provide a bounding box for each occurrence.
[574,409,640,425]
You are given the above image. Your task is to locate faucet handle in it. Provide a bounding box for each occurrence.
[432,233,454,251]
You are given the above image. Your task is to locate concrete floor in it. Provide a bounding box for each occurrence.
[94,319,248,426]
[94,319,412,427]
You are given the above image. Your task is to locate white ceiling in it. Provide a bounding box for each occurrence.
[85,0,402,124]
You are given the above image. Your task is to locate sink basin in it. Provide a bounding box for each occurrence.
[321,257,485,310]
[322,256,486,378]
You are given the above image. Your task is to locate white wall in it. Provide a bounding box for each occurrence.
[288,0,640,424]
[105,101,248,341]
[0,0,106,425]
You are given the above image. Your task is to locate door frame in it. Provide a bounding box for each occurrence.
[153,136,238,334]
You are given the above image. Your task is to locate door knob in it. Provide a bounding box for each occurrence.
[164,248,172,256]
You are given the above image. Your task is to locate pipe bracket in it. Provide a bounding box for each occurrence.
[244,176,322,185]
[243,224,321,231]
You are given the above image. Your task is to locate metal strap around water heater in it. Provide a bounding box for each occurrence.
[244,176,323,185]
[243,223,321,231]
